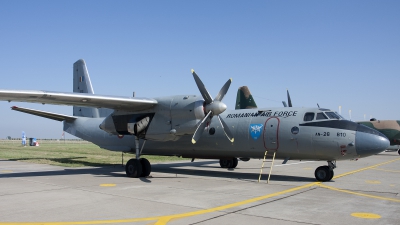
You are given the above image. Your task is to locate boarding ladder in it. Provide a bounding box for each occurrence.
[258,150,276,184]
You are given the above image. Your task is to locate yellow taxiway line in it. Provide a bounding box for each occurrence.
[317,183,400,203]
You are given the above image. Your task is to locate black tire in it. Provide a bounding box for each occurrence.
[398,149,400,155]
[140,158,151,177]
[314,166,331,182]
[327,169,334,181]
[125,159,142,178]
[232,158,238,168]
[219,159,232,168]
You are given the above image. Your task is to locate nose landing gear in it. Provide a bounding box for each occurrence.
[315,160,336,182]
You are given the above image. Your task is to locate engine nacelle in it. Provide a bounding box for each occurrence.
[145,96,205,141]
[99,95,205,142]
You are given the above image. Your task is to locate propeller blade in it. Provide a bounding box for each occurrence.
[192,111,212,144]
[287,90,292,107]
[214,78,232,102]
[282,101,287,107]
[217,115,234,142]
[191,69,213,104]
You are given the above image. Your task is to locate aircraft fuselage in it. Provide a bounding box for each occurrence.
[64,95,387,162]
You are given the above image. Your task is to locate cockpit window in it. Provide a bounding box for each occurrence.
[316,112,328,120]
[335,112,346,120]
[304,112,315,121]
[326,112,341,120]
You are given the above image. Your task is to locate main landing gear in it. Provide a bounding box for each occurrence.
[398,149,400,155]
[125,137,152,178]
[219,158,238,168]
[314,160,335,182]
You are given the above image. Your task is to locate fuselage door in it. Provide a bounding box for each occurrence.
[263,117,280,151]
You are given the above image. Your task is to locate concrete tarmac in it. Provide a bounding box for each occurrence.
[0,152,399,225]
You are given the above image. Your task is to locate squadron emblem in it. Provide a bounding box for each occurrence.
[249,124,263,140]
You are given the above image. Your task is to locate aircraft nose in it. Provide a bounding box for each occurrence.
[355,124,390,157]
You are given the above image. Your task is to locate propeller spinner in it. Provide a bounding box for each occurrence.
[191,69,234,144]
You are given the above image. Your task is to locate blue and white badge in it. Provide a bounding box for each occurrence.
[249,124,263,140]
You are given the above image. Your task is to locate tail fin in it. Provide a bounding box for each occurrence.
[235,86,257,109]
[73,59,99,118]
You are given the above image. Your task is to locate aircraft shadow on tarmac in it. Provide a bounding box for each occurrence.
[5,157,120,167]
[0,159,316,183]
[151,162,316,183]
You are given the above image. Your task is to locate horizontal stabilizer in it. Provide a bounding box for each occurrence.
[11,106,77,122]
[0,90,158,111]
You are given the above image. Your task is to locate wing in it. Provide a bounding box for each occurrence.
[11,106,77,121]
[0,90,158,111]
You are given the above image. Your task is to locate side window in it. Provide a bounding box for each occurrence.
[304,112,315,121]
[316,112,328,120]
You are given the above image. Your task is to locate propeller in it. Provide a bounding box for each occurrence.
[287,89,292,107]
[191,69,234,144]
[282,89,292,107]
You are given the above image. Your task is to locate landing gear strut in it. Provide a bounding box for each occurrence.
[125,136,151,178]
[314,160,335,182]
[219,158,238,168]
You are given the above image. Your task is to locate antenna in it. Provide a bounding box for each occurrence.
[349,110,352,121]
[339,106,342,115]
[364,114,366,120]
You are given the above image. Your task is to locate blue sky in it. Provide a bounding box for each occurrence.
[0,1,399,139]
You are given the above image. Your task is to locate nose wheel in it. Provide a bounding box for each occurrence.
[314,161,335,182]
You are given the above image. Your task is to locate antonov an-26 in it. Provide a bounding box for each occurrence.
[0,60,389,182]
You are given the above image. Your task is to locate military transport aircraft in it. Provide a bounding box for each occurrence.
[357,119,400,155]
[0,60,390,182]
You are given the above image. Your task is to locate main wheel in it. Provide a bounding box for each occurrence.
[232,158,238,168]
[315,166,332,182]
[398,149,400,155]
[327,169,334,181]
[140,158,151,177]
[125,159,142,178]
[219,159,233,168]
